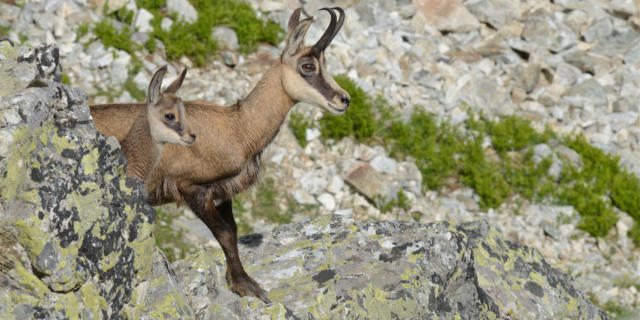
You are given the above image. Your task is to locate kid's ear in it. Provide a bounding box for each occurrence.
[148,65,168,105]
[164,67,187,94]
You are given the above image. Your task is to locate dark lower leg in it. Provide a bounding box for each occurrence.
[183,191,268,302]
[216,199,270,302]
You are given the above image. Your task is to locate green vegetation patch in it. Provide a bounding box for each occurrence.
[0,25,9,38]
[317,75,640,241]
[319,75,376,141]
[154,207,196,262]
[143,0,283,66]
[289,111,310,148]
[93,19,140,57]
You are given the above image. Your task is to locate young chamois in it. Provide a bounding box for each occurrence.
[119,65,196,186]
[89,7,349,302]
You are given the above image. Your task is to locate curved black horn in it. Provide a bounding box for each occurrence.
[326,7,345,48]
[312,7,337,54]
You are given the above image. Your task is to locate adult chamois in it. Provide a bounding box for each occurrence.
[90,7,350,301]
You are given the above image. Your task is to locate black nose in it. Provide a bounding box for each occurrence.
[341,97,350,107]
[190,133,196,139]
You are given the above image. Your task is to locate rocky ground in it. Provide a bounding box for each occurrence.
[2,0,640,316]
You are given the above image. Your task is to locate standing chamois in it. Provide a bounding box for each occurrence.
[90,7,349,301]
[119,65,196,187]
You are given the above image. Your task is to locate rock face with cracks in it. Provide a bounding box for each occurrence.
[0,42,608,319]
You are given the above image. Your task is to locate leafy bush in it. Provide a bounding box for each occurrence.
[289,111,310,148]
[319,75,376,140]
[93,19,140,56]
[144,0,283,65]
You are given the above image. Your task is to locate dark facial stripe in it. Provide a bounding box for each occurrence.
[300,55,337,101]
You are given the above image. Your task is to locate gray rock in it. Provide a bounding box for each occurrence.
[212,26,239,51]
[414,0,480,33]
[293,189,318,205]
[134,8,154,33]
[0,43,186,319]
[161,17,173,31]
[317,193,336,210]
[467,0,518,29]
[369,154,398,175]
[167,215,608,319]
[34,12,56,30]
[562,50,611,75]
[0,3,20,25]
[603,112,639,131]
[326,176,344,194]
[563,79,608,108]
[522,12,577,52]
[0,42,62,97]
[398,5,417,19]
[221,51,238,67]
[554,145,583,168]
[582,18,613,43]
[167,0,198,23]
[461,77,515,116]
[345,162,390,201]
[553,62,583,87]
[623,40,640,65]
[300,169,329,195]
[515,63,541,93]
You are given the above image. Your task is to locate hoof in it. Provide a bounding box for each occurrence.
[227,270,271,303]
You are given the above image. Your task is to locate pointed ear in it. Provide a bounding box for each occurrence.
[164,67,187,94]
[288,8,302,34]
[148,65,167,105]
[284,17,313,56]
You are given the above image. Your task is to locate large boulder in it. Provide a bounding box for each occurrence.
[0,41,192,319]
[0,42,609,319]
[174,215,608,319]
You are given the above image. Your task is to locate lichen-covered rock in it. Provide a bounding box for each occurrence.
[0,41,189,319]
[172,215,609,320]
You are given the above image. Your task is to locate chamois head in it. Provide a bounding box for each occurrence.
[281,7,351,115]
[147,66,196,146]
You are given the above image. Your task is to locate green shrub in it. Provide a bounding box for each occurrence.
[319,75,376,140]
[150,17,217,66]
[143,0,283,65]
[289,111,310,148]
[487,115,550,154]
[612,172,640,220]
[460,137,510,209]
[93,19,140,56]
[387,110,461,189]
[0,25,10,38]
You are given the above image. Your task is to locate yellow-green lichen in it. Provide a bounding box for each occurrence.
[54,291,82,320]
[1,126,39,202]
[78,283,108,317]
[12,263,48,299]
[81,149,99,175]
[12,217,47,263]
[130,275,192,319]
[349,284,423,319]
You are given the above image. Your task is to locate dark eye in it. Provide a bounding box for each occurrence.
[301,63,315,73]
[165,113,175,121]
